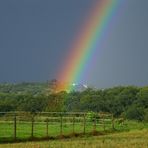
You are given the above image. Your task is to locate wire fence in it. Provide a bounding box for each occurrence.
[0,112,124,142]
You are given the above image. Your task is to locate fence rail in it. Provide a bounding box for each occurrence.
[0,112,123,142]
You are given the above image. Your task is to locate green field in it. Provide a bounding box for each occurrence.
[0,112,119,142]
[0,118,147,141]
[0,128,147,148]
[0,112,148,147]
[0,120,116,141]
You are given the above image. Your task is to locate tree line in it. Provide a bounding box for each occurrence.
[0,83,147,121]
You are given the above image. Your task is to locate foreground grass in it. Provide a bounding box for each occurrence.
[0,129,148,148]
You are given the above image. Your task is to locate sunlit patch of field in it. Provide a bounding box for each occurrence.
[0,129,148,148]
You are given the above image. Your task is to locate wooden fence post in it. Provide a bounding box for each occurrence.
[103,114,105,131]
[112,114,115,130]
[93,115,96,133]
[83,114,86,134]
[60,114,63,136]
[31,116,34,138]
[46,118,49,137]
[72,116,75,134]
[14,114,16,140]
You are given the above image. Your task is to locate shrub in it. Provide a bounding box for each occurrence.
[125,105,144,121]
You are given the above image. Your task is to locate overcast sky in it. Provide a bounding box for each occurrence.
[0,0,148,88]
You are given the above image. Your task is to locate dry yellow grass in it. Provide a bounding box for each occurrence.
[0,129,148,148]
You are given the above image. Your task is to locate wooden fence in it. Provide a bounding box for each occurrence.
[0,112,120,142]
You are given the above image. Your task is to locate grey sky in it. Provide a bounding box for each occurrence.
[0,0,148,88]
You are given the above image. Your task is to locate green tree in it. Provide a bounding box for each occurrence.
[125,104,144,121]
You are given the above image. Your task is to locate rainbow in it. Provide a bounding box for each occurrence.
[57,0,122,92]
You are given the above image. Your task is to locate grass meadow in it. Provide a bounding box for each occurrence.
[0,120,115,141]
[0,113,118,142]
[0,128,147,148]
[0,120,147,147]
